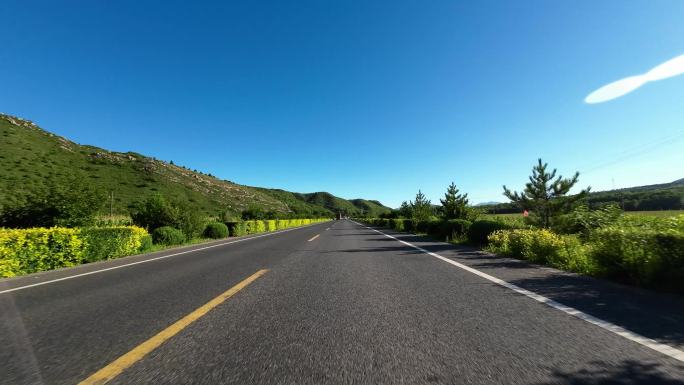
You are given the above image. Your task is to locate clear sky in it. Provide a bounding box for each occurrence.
[1,1,683,208]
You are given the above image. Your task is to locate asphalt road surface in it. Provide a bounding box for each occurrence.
[2,220,684,384]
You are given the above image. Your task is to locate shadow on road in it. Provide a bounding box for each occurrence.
[355,225,684,350]
[533,359,684,384]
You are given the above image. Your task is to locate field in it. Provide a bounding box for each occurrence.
[482,210,684,221]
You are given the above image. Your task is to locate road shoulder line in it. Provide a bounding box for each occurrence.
[0,222,326,295]
[352,221,684,363]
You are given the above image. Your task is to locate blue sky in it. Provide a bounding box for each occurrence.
[1,1,683,208]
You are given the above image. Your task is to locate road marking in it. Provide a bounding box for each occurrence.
[308,234,320,242]
[325,228,330,231]
[78,269,268,385]
[352,221,684,363]
[0,222,327,295]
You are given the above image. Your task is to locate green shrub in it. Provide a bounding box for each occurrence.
[488,229,592,274]
[226,221,246,237]
[420,219,473,241]
[152,226,186,245]
[589,226,684,292]
[244,220,266,234]
[81,226,150,262]
[131,194,205,238]
[0,227,84,277]
[139,234,153,252]
[245,220,256,234]
[203,222,228,239]
[468,220,514,245]
[0,177,105,228]
[0,226,152,277]
[265,220,277,231]
[390,218,404,231]
[402,219,414,232]
[415,220,430,234]
[131,194,179,231]
[553,204,622,236]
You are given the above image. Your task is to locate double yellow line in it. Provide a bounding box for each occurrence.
[79,269,269,385]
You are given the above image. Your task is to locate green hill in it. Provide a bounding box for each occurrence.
[349,199,393,217]
[0,113,390,218]
[254,189,392,217]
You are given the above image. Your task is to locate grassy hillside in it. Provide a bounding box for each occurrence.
[255,189,392,217]
[0,113,390,217]
[349,199,393,217]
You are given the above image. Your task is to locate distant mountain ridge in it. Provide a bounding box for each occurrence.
[477,178,684,212]
[0,113,391,218]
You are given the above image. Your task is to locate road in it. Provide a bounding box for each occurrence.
[1,220,684,384]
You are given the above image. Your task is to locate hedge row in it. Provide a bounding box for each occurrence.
[488,225,684,294]
[363,218,516,244]
[225,218,329,237]
[0,226,151,278]
[590,227,684,292]
[488,229,592,274]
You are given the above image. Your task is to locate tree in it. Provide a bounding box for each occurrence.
[0,176,104,228]
[410,190,433,221]
[131,194,205,238]
[440,182,470,220]
[503,158,589,228]
[241,205,265,220]
[398,201,412,218]
[131,194,179,231]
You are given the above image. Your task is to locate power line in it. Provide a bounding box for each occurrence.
[579,131,684,175]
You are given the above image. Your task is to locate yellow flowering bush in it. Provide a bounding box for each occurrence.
[81,226,150,262]
[264,220,277,232]
[487,229,593,274]
[0,227,84,277]
[0,226,150,277]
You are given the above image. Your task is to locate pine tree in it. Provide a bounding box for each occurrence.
[410,190,432,221]
[440,182,470,220]
[503,158,589,228]
[398,201,412,218]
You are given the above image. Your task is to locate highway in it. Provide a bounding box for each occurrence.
[1,220,684,384]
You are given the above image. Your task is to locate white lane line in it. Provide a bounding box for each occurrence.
[308,234,320,242]
[326,228,330,231]
[0,223,329,295]
[352,221,684,363]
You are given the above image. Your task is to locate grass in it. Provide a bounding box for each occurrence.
[482,210,684,220]
[623,210,684,217]
[146,236,223,253]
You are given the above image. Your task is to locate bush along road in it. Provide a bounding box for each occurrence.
[0,218,329,278]
[363,214,684,295]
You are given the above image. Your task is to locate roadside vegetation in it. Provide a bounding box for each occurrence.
[0,186,329,278]
[361,159,684,295]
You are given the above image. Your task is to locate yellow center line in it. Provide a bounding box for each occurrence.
[308,234,320,242]
[78,269,269,385]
